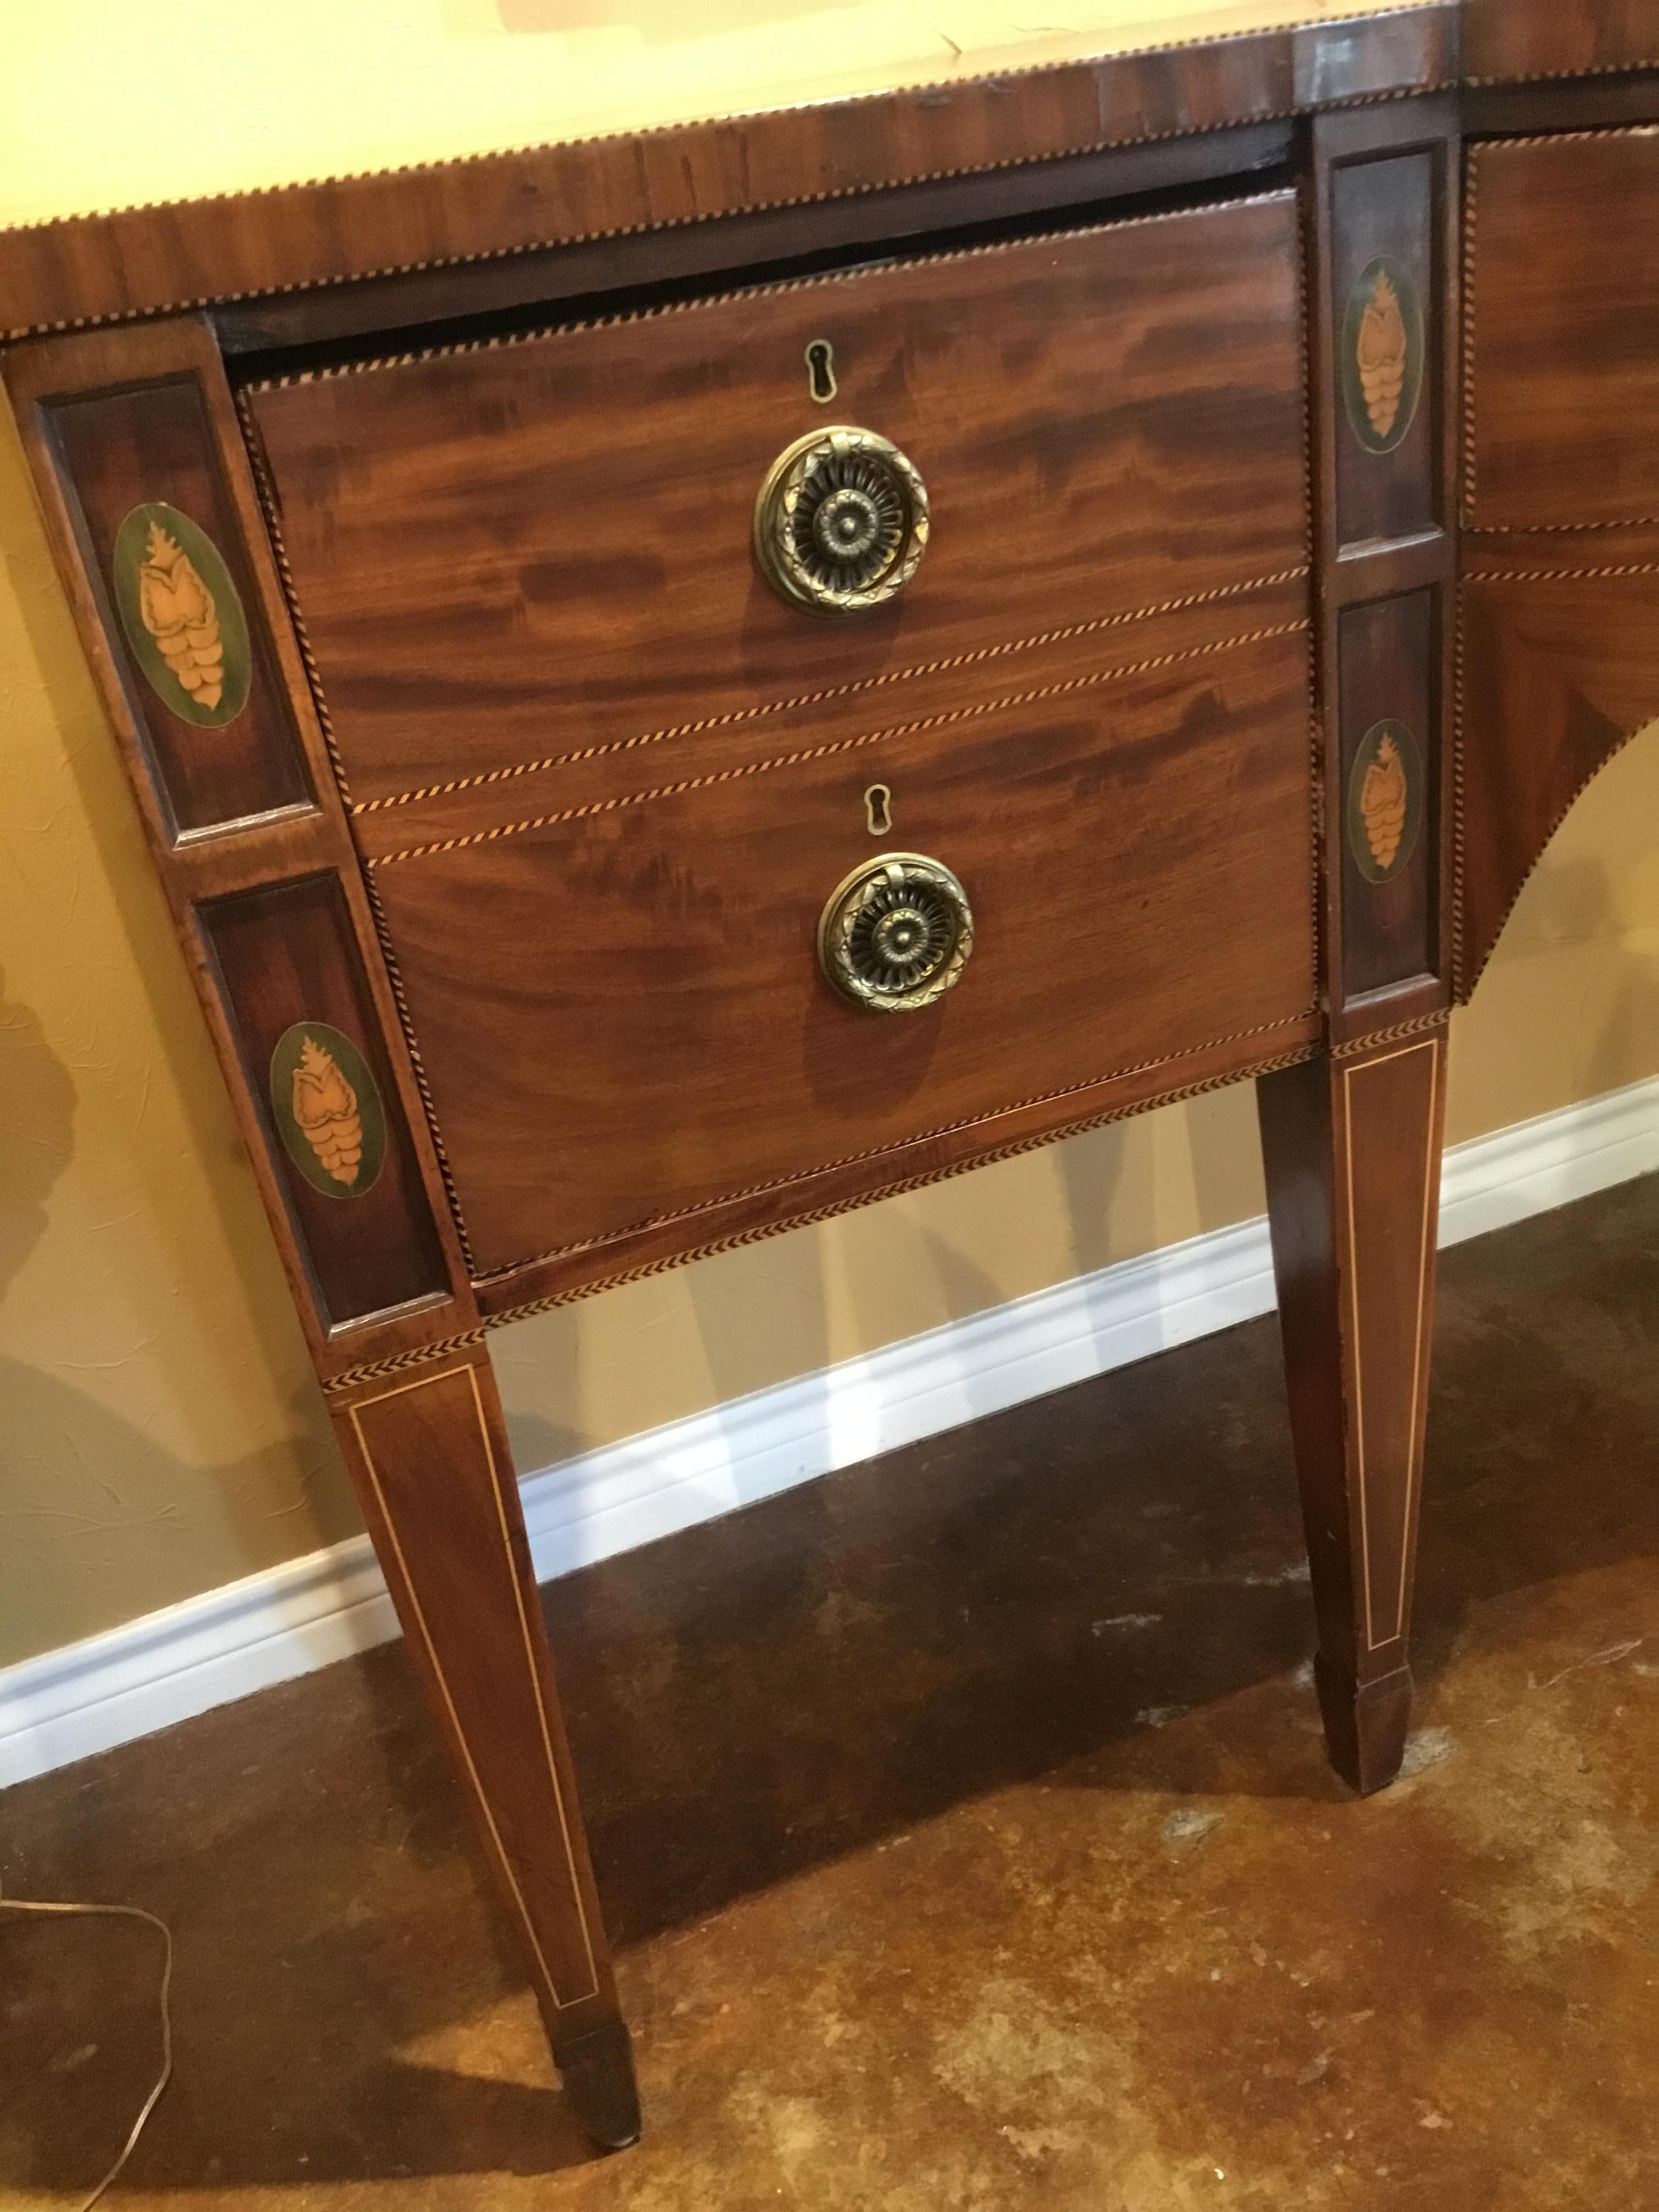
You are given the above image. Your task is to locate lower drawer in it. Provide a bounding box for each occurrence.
[367,609,1315,1284]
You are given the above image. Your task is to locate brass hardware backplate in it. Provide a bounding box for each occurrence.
[817,852,972,1013]
[754,426,929,617]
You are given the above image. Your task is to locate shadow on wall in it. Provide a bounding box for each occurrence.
[0,970,75,1297]
[1481,847,1659,1109]
[0,428,357,1656]
[0,973,344,1657]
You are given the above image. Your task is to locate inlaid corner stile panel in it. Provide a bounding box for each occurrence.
[203,875,448,1326]
[1338,591,1437,1000]
[2,317,477,1374]
[1309,98,1458,1038]
[47,380,313,835]
[1329,146,1441,551]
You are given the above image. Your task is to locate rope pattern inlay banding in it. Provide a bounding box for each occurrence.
[1333,1009,1450,1059]
[475,1007,1317,1284]
[350,567,1310,817]
[474,1040,1321,1327]
[323,1330,489,1396]
[367,619,1310,869]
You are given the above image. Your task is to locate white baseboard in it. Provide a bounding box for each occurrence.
[4,1073,1656,1788]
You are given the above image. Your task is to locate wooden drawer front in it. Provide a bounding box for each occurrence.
[246,190,1315,1290]
[367,602,1314,1281]
[246,191,1307,808]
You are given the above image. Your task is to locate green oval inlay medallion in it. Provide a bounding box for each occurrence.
[270,1021,386,1200]
[113,501,252,727]
[1348,718,1424,886]
[1340,254,1425,457]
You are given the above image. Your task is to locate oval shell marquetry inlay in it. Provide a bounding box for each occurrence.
[270,1021,387,1200]
[1340,255,1425,457]
[113,500,252,727]
[1347,718,1425,884]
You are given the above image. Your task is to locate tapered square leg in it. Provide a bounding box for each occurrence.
[330,1350,640,2150]
[1257,1026,1447,1794]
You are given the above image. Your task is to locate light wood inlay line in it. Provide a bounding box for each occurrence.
[348,568,1312,819]
[1341,1036,1441,1654]
[366,620,1311,868]
[348,1364,600,2007]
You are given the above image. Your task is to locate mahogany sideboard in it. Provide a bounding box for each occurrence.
[5,0,1657,2152]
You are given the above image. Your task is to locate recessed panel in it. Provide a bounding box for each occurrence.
[1331,150,1438,551]
[48,380,312,836]
[1339,591,1437,1002]
[203,874,448,1326]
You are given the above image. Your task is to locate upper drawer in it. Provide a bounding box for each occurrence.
[245,190,1307,809]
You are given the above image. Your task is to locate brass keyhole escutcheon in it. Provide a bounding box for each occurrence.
[805,338,838,404]
[817,853,972,1013]
[753,426,930,617]
[864,783,893,836]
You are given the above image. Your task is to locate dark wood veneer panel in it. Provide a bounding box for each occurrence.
[1466,131,1659,530]
[249,195,1308,808]
[1339,590,1436,1002]
[1330,149,1439,550]
[369,626,1315,1279]
[47,380,312,835]
[203,874,448,1326]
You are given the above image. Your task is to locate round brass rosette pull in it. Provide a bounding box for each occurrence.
[817,853,973,1013]
[754,427,929,616]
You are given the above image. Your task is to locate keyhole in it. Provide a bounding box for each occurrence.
[806,339,838,405]
[864,783,893,836]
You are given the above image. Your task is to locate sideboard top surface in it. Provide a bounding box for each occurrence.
[1,1,1650,346]
[0,3,1430,232]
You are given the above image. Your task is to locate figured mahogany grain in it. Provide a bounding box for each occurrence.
[249,194,1309,806]
[1465,129,1659,532]
[369,619,1315,1282]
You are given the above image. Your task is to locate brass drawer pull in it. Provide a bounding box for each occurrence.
[754,427,929,616]
[817,853,972,1012]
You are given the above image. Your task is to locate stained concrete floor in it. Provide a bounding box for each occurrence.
[3,1178,1657,2211]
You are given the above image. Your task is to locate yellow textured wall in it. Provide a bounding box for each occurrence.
[2,2,1657,1669]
